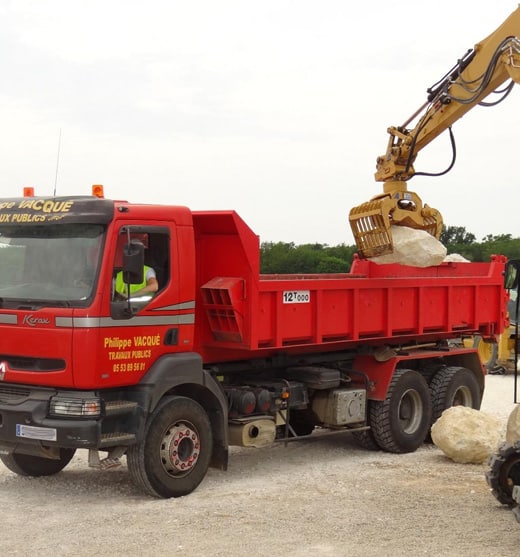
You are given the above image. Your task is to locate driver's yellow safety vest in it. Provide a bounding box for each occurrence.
[115,265,152,296]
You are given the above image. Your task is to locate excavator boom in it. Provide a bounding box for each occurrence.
[350,6,520,258]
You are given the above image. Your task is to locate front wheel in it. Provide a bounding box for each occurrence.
[0,448,76,476]
[127,396,212,498]
[369,369,432,454]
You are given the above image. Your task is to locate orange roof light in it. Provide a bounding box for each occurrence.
[92,184,104,198]
[23,187,35,197]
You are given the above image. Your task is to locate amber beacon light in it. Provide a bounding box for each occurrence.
[92,184,104,198]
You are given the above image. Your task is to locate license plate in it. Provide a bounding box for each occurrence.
[16,424,57,442]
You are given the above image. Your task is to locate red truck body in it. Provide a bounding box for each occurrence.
[0,195,509,498]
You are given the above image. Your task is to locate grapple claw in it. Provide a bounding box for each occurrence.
[349,187,443,259]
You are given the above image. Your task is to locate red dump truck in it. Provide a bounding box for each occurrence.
[0,189,509,497]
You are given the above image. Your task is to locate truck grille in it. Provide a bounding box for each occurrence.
[0,355,65,372]
[0,385,31,401]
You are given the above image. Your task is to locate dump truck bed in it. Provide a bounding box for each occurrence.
[192,211,507,362]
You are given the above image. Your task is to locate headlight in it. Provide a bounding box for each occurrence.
[49,397,103,418]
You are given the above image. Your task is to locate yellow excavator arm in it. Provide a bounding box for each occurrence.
[350,6,520,258]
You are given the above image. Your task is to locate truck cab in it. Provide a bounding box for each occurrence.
[0,194,199,390]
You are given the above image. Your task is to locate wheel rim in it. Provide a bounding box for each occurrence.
[398,388,423,434]
[452,385,473,406]
[160,420,201,477]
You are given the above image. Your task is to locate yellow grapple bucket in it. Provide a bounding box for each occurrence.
[349,197,393,258]
[349,190,443,259]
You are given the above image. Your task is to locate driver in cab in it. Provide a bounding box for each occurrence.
[114,264,158,300]
[114,235,159,300]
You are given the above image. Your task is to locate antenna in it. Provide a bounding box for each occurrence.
[53,128,62,197]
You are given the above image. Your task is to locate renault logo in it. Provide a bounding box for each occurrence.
[0,361,6,381]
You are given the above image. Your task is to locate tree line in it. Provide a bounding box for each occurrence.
[260,225,520,274]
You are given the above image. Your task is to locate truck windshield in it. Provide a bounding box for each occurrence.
[0,223,105,307]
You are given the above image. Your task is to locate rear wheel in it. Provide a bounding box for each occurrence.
[369,369,432,453]
[429,366,481,426]
[352,429,380,451]
[127,396,212,498]
[0,448,76,476]
[352,400,380,451]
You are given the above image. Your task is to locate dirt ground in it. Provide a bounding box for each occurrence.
[1,374,519,557]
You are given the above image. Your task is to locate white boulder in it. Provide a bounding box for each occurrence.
[431,406,503,464]
[443,253,470,263]
[370,226,447,268]
[506,404,520,444]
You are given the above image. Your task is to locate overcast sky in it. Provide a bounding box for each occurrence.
[1,0,518,245]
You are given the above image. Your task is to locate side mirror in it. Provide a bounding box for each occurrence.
[122,240,145,284]
[505,260,520,290]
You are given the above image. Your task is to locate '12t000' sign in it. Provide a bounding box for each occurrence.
[282,290,310,304]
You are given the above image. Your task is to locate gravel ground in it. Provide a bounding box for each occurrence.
[1,374,519,557]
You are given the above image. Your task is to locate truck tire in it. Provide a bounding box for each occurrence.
[127,396,212,498]
[0,448,76,476]
[369,368,432,454]
[486,441,520,506]
[352,428,380,451]
[429,366,481,426]
[352,400,380,451]
[473,336,498,371]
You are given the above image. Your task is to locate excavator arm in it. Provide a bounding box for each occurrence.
[350,6,520,258]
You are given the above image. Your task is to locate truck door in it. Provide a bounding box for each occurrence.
[85,224,194,388]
